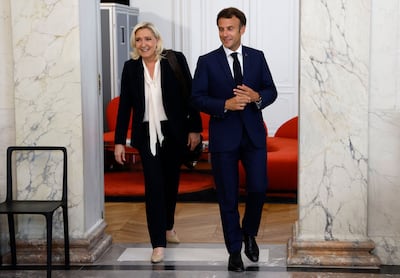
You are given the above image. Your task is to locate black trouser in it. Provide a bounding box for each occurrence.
[138,121,184,248]
[211,129,267,254]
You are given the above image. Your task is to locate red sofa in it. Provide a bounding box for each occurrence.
[103,96,132,146]
[103,97,138,169]
[239,116,298,198]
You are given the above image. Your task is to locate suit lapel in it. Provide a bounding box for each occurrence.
[216,46,235,84]
[242,46,251,85]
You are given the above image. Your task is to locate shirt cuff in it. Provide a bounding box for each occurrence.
[255,96,262,109]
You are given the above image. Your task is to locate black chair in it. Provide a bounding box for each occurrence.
[0,146,70,277]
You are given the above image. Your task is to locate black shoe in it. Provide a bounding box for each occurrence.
[228,252,244,272]
[243,235,259,262]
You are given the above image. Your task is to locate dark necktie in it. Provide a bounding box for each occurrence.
[231,52,242,86]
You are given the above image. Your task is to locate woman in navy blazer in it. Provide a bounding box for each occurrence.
[192,8,277,272]
[114,22,202,263]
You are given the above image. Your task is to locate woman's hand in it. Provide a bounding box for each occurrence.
[187,132,201,150]
[114,144,126,165]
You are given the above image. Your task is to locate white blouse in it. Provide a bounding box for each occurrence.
[142,59,168,155]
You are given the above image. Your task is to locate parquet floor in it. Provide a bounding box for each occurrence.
[104,201,298,244]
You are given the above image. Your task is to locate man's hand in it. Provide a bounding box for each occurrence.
[233,85,261,102]
[225,94,250,111]
[225,85,260,111]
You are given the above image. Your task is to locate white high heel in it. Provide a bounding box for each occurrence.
[166,230,180,243]
[151,247,164,263]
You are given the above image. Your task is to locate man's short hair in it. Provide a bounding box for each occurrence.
[217,7,247,27]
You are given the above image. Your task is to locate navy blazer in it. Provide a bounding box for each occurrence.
[115,51,202,150]
[192,46,277,152]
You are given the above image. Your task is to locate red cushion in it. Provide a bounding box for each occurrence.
[200,112,210,141]
[104,129,138,156]
[239,137,297,194]
[266,137,298,192]
[103,131,115,144]
[275,116,298,139]
[104,130,132,144]
[106,97,133,131]
[104,97,135,153]
[104,170,214,197]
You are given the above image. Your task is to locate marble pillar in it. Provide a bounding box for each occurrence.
[0,0,111,264]
[288,0,380,267]
[368,0,400,265]
[0,0,16,256]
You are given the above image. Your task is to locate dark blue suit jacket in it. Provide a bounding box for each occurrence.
[192,46,277,152]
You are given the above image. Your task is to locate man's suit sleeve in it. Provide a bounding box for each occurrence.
[257,51,278,109]
[192,55,227,116]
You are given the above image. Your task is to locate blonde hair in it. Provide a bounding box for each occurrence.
[130,22,164,60]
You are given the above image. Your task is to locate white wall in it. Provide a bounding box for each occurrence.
[130,0,299,134]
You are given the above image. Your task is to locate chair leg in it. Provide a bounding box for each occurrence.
[7,214,16,266]
[45,214,53,278]
[62,207,70,269]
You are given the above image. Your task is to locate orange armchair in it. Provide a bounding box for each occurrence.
[103,97,138,168]
[274,116,298,139]
[103,96,133,145]
[200,112,210,141]
[239,116,298,199]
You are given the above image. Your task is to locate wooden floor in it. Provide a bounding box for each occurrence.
[104,201,298,244]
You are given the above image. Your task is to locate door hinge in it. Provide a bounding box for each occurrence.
[98,74,102,95]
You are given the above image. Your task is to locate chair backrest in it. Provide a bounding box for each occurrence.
[199,112,210,141]
[274,116,298,139]
[264,121,268,136]
[106,97,133,131]
[200,112,209,129]
[6,146,67,203]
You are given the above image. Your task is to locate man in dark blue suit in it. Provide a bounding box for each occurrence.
[192,7,278,272]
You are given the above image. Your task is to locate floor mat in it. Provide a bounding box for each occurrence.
[118,246,269,264]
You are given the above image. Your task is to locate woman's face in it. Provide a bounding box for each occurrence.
[135,27,158,60]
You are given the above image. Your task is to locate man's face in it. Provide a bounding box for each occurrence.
[217,16,245,51]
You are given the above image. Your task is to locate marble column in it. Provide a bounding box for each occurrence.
[287,0,380,267]
[0,0,111,264]
[0,0,16,256]
[367,0,400,265]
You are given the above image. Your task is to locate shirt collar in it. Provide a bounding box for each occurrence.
[223,45,243,58]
